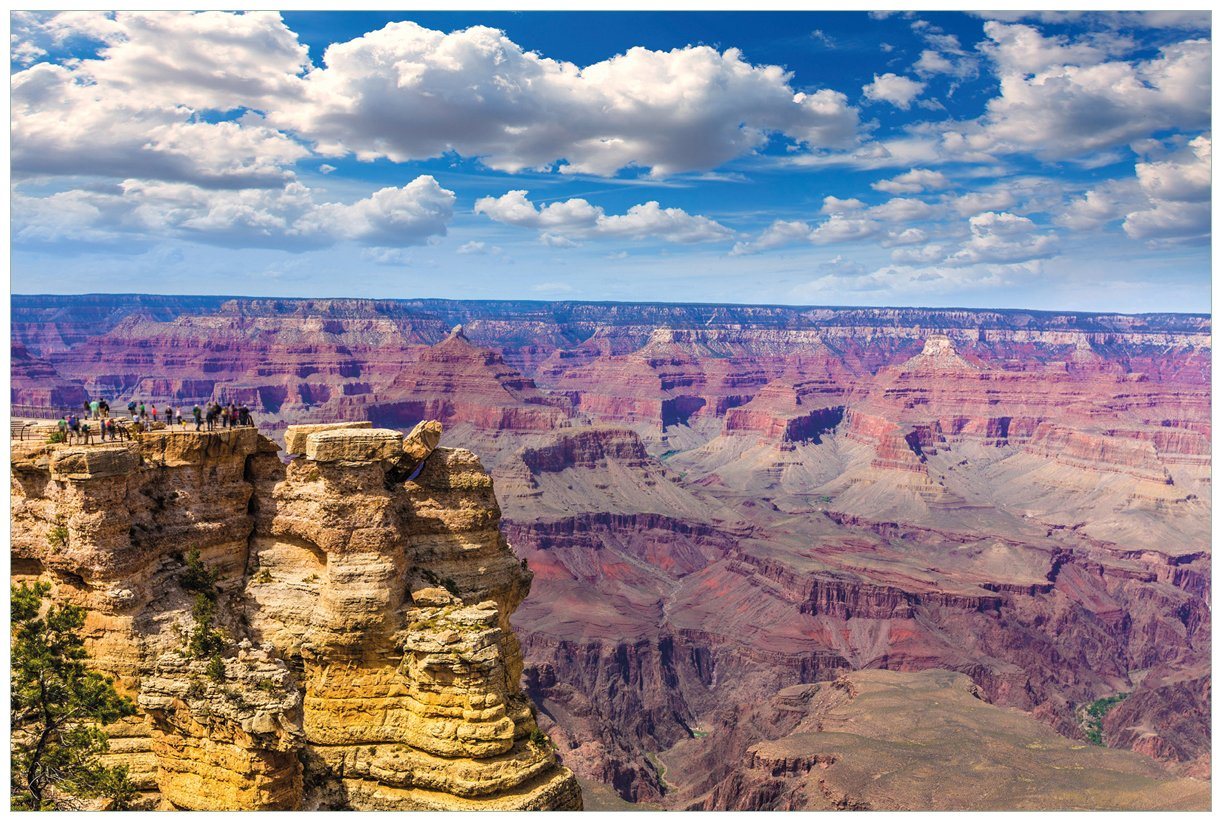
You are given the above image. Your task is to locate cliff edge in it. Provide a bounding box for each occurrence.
[9,422,582,810]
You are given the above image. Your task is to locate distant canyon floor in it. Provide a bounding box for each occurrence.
[12,295,1211,810]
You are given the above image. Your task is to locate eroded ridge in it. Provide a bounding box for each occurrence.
[9,422,582,811]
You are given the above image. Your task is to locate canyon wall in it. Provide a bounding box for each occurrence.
[9,423,581,811]
[9,295,1211,809]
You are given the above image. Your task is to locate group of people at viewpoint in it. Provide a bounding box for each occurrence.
[57,398,255,444]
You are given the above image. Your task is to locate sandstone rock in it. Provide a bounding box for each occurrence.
[403,420,443,463]
[10,422,581,811]
[284,421,372,454]
[49,444,140,480]
[305,428,404,463]
[139,427,260,467]
[411,586,459,607]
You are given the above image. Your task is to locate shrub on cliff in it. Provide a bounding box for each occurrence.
[10,582,137,810]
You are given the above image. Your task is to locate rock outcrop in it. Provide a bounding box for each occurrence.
[10,425,581,811]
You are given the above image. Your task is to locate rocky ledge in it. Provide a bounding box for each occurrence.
[9,423,582,811]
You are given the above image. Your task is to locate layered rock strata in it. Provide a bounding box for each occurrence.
[9,424,581,811]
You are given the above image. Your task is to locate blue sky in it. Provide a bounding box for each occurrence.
[9,10,1212,312]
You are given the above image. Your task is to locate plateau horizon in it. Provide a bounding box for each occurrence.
[8,292,1212,322]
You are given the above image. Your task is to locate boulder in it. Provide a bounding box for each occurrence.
[49,444,140,480]
[404,420,444,462]
[305,428,404,463]
[284,421,372,454]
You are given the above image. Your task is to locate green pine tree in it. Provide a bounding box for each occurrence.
[10,582,137,810]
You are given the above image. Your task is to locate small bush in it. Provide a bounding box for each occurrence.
[47,525,69,549]
[185,678,206,701]
[254,569,273,584]
[206,654,226,682]
[528,728,552,750]
[185,594,226,658]
[1081,692,1129,745]
[47,431,66,444]
[179,549,219,599]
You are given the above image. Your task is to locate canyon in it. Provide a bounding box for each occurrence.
[10,295,1212,810]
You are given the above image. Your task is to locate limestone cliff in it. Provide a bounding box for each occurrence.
[9,422,582,811]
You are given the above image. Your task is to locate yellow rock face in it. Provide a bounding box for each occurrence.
[283,420,373,454]
[9,423,581,811]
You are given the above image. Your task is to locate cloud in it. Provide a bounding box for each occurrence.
[945,211,1058,265]
[1123,136,1211,243]
[862,73,925,109]
[729,220,813,255]
[967,23,1210,160]
[866,197,938,222]
[910,21,979,82]
[457,241,502,255]
[872,168,950,194]
[790,19,1208,174]
[279,21,859,177]
[13,12,863,188]
[12,64,308,187]
[881,227,929,247]
[474,190,732,244]
[791,257,1045,301]
[979,21,1117,75]
[1055,136,1210,243]
[948,188,1018,216]
[361,247,414,266]
[11,11,310,187]
[914,50,956,76]
[810,215,881,244]
[890,243,947,264]
[473,191,600,230]
[971,11,1211,32]
[819,196,866,215]
[12,175,455,250]
[810,29,837,48]
[1133,135,1211,203]
[1055,179,1143,231]
[299,176,456,246]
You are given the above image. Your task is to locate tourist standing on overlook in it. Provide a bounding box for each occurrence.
[192,405,202,431]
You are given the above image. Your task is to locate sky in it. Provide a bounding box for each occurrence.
[8,9,1213,312]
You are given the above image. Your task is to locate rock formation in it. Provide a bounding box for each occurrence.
[9,424,581,811]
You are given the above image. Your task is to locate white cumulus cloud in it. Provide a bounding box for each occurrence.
[278,21,859,177]
[862,72,926,109]
[872,168,951,194]
[474,190,732,244]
